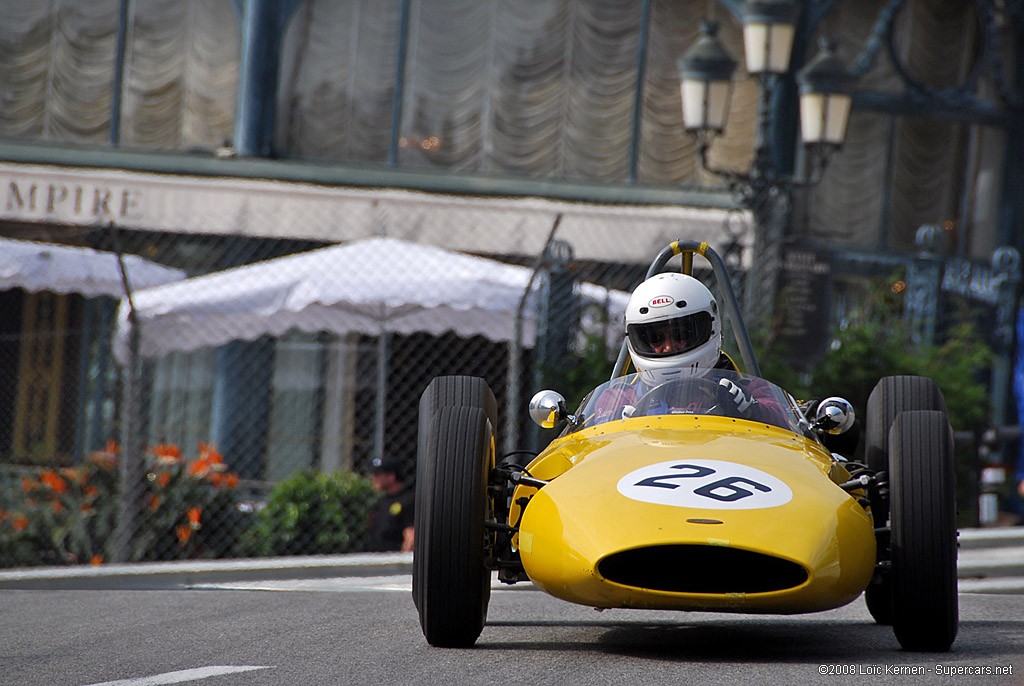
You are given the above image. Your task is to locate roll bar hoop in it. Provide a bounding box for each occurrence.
[610,240,760,379]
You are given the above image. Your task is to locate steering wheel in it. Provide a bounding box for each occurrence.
[632,377,723,417]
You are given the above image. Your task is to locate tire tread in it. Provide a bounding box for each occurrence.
[415,405,493,647]
[890,409,958,652]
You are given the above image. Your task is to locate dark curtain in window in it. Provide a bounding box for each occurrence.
[0,0,238,150]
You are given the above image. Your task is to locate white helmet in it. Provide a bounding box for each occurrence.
[624,272,721,386]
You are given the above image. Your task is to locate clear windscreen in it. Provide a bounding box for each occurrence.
[565,369,809,436]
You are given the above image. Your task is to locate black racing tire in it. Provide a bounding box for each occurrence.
[865,376,947,527]
[889,410,958,652]
[418,375,499,439]
[863,376,947,626]
[414,406,494,648]
[413,376,497,612]
[863,575,893,626]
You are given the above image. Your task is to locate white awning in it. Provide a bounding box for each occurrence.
[113,236,630,363]
[0,236,185,298]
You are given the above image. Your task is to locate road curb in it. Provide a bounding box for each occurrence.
[0,552,413,590]
[957,576,1024,594]
[956,527,1024,595]
[958,526,1024,549]
[958,546,1024,578]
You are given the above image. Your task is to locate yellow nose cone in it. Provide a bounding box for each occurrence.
[517,419,875,613]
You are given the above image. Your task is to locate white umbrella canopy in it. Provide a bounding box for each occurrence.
[113,236,628,363]
[0,237,185,298]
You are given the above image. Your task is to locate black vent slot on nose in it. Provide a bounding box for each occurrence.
[598,545,808,594]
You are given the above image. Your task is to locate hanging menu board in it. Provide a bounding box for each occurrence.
[777,247,831,366]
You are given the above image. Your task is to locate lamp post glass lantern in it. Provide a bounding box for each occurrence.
[740,0,799,76]
[678,4,855,171]
[678,21,737,134]
[678,1,855,325]
[797,40,854,146]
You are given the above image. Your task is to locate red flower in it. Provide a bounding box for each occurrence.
[187,459,208,478]
[88,439,119,469]
[153,443,183,466]
[175,524,191,545]
[187,506,202,529]
[199,443,223,462]
[41,470,68,494]
[12,515,29,532]
[89,451,116,470]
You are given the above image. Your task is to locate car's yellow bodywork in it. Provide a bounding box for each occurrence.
[512,414,876,614]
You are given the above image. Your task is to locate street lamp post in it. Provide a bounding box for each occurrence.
[678,1,855,326]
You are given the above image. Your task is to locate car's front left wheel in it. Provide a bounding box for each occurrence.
[863,375,948,626]
[889,409,958,652]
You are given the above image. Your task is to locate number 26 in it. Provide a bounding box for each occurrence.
[635,463,771,502]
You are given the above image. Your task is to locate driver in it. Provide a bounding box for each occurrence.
[598,272,784,423]
[625,272,724,385]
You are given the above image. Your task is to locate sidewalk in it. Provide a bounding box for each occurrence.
[0,528,1020,593]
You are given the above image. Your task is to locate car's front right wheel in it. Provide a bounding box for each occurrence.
[414,405,494,648]
[413,376,497,613]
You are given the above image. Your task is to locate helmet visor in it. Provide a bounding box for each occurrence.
[627,312,713,358]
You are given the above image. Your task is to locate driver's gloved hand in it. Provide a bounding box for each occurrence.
[718,378,755,415]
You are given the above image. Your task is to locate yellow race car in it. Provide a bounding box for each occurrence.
[412,241,957,654]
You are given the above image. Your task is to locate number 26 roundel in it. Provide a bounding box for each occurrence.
[617,459,793,510]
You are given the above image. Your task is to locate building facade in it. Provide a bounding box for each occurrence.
[0,0,1021,480]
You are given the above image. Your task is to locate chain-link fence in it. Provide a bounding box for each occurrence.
[0,196,751,567]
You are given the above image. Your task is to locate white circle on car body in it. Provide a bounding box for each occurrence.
[617,459,793,510]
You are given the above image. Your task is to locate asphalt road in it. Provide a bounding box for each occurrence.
[2,579,1022,686]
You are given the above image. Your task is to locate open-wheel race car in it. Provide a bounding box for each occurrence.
[412,241,958,652]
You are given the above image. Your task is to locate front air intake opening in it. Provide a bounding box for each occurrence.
[597,545,808,594]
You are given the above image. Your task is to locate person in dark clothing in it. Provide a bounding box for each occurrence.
[367,456,415,552]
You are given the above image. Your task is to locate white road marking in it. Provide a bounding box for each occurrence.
[83,665,271,686]
[188,574,536,593]
[190,575,413,593]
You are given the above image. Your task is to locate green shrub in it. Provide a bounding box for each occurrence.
[0,458,118,567]
[754,278,993,525]
[757,281,992,432]
[239,470,378,556]
[130,443,243,561]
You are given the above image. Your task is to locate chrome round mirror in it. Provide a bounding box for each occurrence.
[529,390,567,429]
[814,396,855,434]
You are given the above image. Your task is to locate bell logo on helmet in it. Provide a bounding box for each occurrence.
[649,295,674,307]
